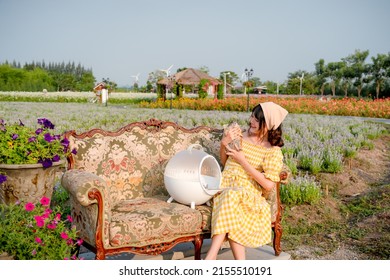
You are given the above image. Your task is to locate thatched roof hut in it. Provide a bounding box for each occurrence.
[158,68,221,86]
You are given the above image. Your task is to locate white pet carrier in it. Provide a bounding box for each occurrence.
[164,144,221,209]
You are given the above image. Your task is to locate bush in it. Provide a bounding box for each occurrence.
[0,196,82,260]
[281,174,322,205]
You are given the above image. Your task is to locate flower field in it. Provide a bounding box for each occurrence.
[0,91,389,118]
[1,101,388,205]
[140,96,390,119]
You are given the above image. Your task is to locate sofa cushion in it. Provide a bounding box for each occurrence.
[195,204,212,231]
[109,197,203,247]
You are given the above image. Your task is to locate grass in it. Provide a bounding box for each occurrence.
[282,180,390,259]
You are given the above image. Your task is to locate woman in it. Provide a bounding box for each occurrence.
[205,102,288,260]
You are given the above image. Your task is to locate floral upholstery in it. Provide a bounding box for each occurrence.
[109,197,202,247]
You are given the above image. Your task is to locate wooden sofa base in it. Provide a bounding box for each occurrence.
[81,234,205,260]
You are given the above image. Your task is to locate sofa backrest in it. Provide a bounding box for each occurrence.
[64,119,223,201]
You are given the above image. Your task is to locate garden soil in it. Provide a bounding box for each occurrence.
[284,134,390,259]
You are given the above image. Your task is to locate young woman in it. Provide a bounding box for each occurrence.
[205,102,288,260]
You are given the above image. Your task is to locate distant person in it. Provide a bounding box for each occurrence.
[205,102,288,260]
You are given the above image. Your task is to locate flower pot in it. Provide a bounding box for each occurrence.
[0,160,65,205]
[0,252,14,260]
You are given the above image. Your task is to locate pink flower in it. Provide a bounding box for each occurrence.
[40,196,50,206]
[67,215,73,223]
[34,216,45,228]
[41,212,50,219]
[60,232,69,240]
[76,239,83,246]
[31,249,37,256]
[55,213,61,221]
[47,223,57,230]
[67,239,74,246]
[35,237,43,244]
[25,202,35,212]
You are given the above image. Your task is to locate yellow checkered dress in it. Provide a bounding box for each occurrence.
[211,139,283,248]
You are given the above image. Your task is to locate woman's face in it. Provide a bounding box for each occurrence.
[249,114,260,131]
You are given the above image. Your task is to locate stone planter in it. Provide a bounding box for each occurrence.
[0,252,14,260]
[0,160,65,205]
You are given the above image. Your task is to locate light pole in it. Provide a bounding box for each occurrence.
[244,68,253,112]
[223,72,230,97]
[167,75,175,110]
[299,73,304,95]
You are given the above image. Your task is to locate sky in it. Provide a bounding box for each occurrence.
[0,0,389,87]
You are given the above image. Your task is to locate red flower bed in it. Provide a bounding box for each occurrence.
[140,96,390,119]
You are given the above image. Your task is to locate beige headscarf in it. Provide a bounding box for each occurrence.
[259,102,288,130]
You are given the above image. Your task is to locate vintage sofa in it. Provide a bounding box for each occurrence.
[61,119,288,260]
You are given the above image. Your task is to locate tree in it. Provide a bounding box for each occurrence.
[339,61,353,97]
[102,77,117,92]
[198,66,209,74]
[219,71,239,86]
[368,53,390,99]
[325,62,344,96]
[0,64,25,91]
[76,72,95,91]
[251,77,261,87]
[263,81,277,94]
[147,70,166,89]
[314,59,327,95]
[146,80,153,92]
[342,49,369,97]
[286,70,314,95]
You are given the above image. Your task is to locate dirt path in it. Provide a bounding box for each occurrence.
[284,134,390,260]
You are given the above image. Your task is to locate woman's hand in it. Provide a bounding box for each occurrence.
[225,145,246,165]
[222,126,242,147]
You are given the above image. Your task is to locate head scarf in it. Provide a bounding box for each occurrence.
[259,102,288,130]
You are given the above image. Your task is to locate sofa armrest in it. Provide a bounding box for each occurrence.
[61,169,108,207]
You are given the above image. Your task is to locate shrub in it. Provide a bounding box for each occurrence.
[0,197,82,260]
[281,174,322,205]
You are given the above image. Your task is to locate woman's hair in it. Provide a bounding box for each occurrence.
[250,104,285,147]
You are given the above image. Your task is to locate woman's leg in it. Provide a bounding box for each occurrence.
[204,233,226,260]
[229,239,246,260]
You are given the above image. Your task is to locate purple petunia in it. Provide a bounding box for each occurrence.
[52,155,60,162]
[0,174,7,184]
[0,121,5,131]
[35,128,43,135]
[28,136,37,143]
[37,118,55,129]
[44,133,54,143]
[61,138,69,149]
[12,134,19,140]
[38,158,53,168]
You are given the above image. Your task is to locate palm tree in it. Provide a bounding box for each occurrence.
[369,53,390,99]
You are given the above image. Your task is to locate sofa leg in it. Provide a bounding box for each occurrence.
[272,226,282,256]
[193,235,204,260]
[95,250,106,260]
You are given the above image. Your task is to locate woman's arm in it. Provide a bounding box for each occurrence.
[219,126,242,167]
[225,147,276,191]
[220,143,228,166]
